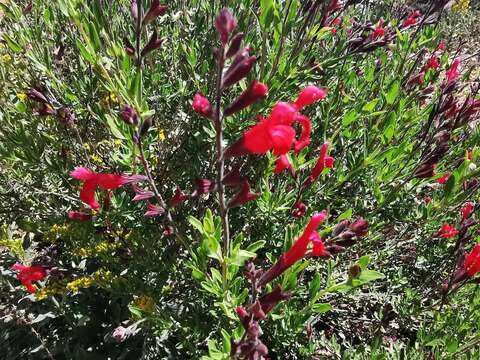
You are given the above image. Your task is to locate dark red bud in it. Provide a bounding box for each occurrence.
[215,8,237,45]
[141,31,163,56]
[224,80,268,116]
[143,0,167,26]
[226,32,244,58]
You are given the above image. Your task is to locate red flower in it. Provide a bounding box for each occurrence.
[292,201,307,218]
[259,212,328,286]
[70,167,146,209]
[225,86,326,158]
[425,56,439,71]
[464,244,480,277]
[407,72,425,87]
[143,0,167,26]
[460,202,474,220]
[10,263,46,293]
[144,203,165,217]
[273,155,292,175]
[224,80,268,116]
[350,218,369,237]
[222,168,245,187]
[294,86,328,109]
[372,18,385,39]
[192,94,213,118]
[228,180,259,208]
[215,8,237,45]
[445,58,460,83]
[132,185,155,201]
[438,223,458,238]
[437,41,446,51]
[308,142,334,184]
[169,187,189,207]
[402,10,421,28]
[468,148,473,161]
[436,173,451,184]
[68,211,92,221]
[309,231,330,257]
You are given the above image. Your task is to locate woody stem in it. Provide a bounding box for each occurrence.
[214,48,230,290]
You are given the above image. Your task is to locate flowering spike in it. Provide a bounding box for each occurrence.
[308,142,334,184]
[224,80,268,116]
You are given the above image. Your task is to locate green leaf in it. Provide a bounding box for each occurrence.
[443,173,456,199]
[362,99,379,112]
[3,33,22,53]
[342,109,357,127]
[337,208,352,221]
[312,303,332,314]
[246,240,266,253]
[230,249,256,266]
[309,273,321,299]
[188,216,204,234]
[358,270,385,283]
[75,39,96,64]
[221,329,231,354]
[385,80,400,104]
[358,255,371,270]
[105,114,126,140]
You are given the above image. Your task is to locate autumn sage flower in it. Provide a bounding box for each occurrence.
[464,244,480,277]
[436,173,451,184]
[70,167,147,210]
[273,155,292,175]
[144,203,165,217]
[258,212,328,286]
[460,202,474,220]
[225,86,327,159]
[228,180,259,208]
[371,18,385,39]
[402,10,421,28]
[308,142,334,184]
[11,263,47,293]
[141,30,163,57]
[168,187,189,207]
[437,223,459,238]
[445,58,460,83]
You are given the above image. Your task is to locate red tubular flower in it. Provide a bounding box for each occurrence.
[308,142,334,184]
[445,58,460,83]
[215,8,237,45]
[11,263,46,293]
[141,30,163,56]
[70,167,146,210]
[402,10,421,28]
[192,94,213,118]
[294,86,328,109]
[468,148,473,161]
[293,115,312,154]
[132,185,155,201]
[414,163,436,178]
[169,187,189,207]
[144,203,165,217]
[194,179,212,196]
[437,41,446,51]
[68,211,92,221]
[143,0,167,26]
[309,231,330,257]
[372,18,385,39]
[258,212,328,286]
[460,202,474,220]
[224,80,268,116]
[436,173,451,184]
[464,244,480,277]
[425,56,439,71]
[222,55,257,89]
[407,72,425,87]
[291,201,307,218]
[438,223,458,238]
[257,285,291,314]
[222,168,245,187]
[273,155,292,175]
[228,180,259,208]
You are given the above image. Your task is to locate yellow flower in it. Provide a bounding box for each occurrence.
[82,143,92,152]
[114,139,122,146]
[452,0,470,12]
[17,92,27,102]
[131,295,155,313]
[0,239,25,258]
[45,224,70,243]
[159,129,166,141]
[1,54,12,65]
[90,154,104,165]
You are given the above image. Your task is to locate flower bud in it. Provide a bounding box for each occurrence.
[350,218,369,237]
[348,264,362,279]
[120,105,139,126]
[27,88,49,103]
[332,219,351,236]
[140,117,153,137]
[224,80,268,116]
[141,31,163,57]
[215,8,237,45]
[192,94,213,118]
[221,56,257,89]
[226,32,244,58]
[143,0,167,26]
[57,107,75,124]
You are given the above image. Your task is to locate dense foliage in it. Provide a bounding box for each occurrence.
[1,0,480,359]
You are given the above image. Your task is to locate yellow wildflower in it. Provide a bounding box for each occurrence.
[131,295,155,313]
[90,154,104,165]
[0,239,25,258]
[1,54,12,65]
[45,224,70,243]
[159,129,166,141]
[17,92,27,102]
[452,0,470,12]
